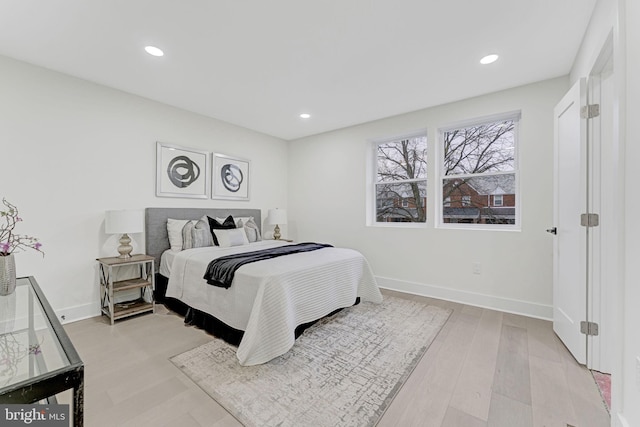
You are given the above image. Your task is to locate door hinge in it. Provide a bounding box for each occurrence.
[580,213,599,227]
[581,104,600,119]
[580,321,599,336]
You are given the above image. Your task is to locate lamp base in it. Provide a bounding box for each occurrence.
[117,233,133,259]
[273,224,281,240]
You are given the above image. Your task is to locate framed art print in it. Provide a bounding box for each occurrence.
[156,142,210,198]
[212,153,250,200]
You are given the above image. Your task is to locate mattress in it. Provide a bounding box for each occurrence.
[164,241,383,365]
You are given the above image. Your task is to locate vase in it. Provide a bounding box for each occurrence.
[0,253,17,296]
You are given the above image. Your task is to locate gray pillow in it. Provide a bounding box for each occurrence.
[238,217,262,243]
[194,216,214,247]
[182,217,214,249]
[181,221,195,250]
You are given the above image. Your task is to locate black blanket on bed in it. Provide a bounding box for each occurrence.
[203,242,333,288]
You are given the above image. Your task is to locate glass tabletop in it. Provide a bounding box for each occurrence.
[0,277,72,391]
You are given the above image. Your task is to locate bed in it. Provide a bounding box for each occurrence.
[145,207,383,366]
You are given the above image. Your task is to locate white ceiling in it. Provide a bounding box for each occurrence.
[0,1,596,140]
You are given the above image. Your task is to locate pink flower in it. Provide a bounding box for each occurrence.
[0,198,44,257]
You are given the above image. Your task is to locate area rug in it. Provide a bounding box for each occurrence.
[170,296,451,427]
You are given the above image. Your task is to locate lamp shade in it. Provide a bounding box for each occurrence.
[105,210,144,234]
[267,208,287,225]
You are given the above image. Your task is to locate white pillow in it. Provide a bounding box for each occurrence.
[167,218,191,251]
[213,228,249,248]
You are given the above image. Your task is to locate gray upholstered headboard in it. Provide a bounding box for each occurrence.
[145,207,262,271]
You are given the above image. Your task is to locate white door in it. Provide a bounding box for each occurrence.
[552,78,588,364]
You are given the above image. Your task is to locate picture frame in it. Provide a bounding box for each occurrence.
[212,153,250,200]
[156,142,210,198]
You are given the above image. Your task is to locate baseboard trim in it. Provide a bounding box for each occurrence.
[56,303,100,325]
[376,276,553,320]
[615,413,630,427]
[57,279,553,324]
[56,289,143,324]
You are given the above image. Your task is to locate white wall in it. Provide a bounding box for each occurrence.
[621,0,640,423]
[0,55,288,322]
[620,0,640,425]
[288,77,568,319]
[570,0,616,84]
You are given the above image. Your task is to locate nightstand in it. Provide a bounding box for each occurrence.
[97,254,155,325]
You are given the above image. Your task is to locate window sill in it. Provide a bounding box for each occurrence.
[436,224,521,232]
[368,222,428,229]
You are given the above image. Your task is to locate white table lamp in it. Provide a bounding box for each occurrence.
[267,208,287,240]
[105,210,144,258]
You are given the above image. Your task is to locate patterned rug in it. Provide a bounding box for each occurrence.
[170,296,451,427]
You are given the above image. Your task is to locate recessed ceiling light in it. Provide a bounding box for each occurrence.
[480,54,499,65]
[300,113,311,119]
[144,46,164,57]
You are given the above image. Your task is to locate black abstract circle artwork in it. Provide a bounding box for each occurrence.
[167,155,201,188]
[221,163,243,193]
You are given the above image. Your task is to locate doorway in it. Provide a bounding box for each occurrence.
[552,38,615,374]
[587,48,614,375]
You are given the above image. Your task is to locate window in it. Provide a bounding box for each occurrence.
[440,113,519,227]
[373,133,427,223]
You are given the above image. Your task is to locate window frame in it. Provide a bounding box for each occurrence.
[436,111,521,231]
[367,129,428,228]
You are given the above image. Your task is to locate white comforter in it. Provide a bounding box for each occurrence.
[164,241,383,365]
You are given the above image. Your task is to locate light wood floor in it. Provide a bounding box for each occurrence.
[60,290,610,427]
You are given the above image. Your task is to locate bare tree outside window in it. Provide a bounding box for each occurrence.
[375,135,427,223]
[441,117,518,226]
[443,120,515,175]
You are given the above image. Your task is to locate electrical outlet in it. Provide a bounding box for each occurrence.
[472,262,481,275]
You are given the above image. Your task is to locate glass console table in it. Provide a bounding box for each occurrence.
[0,276,84,426]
